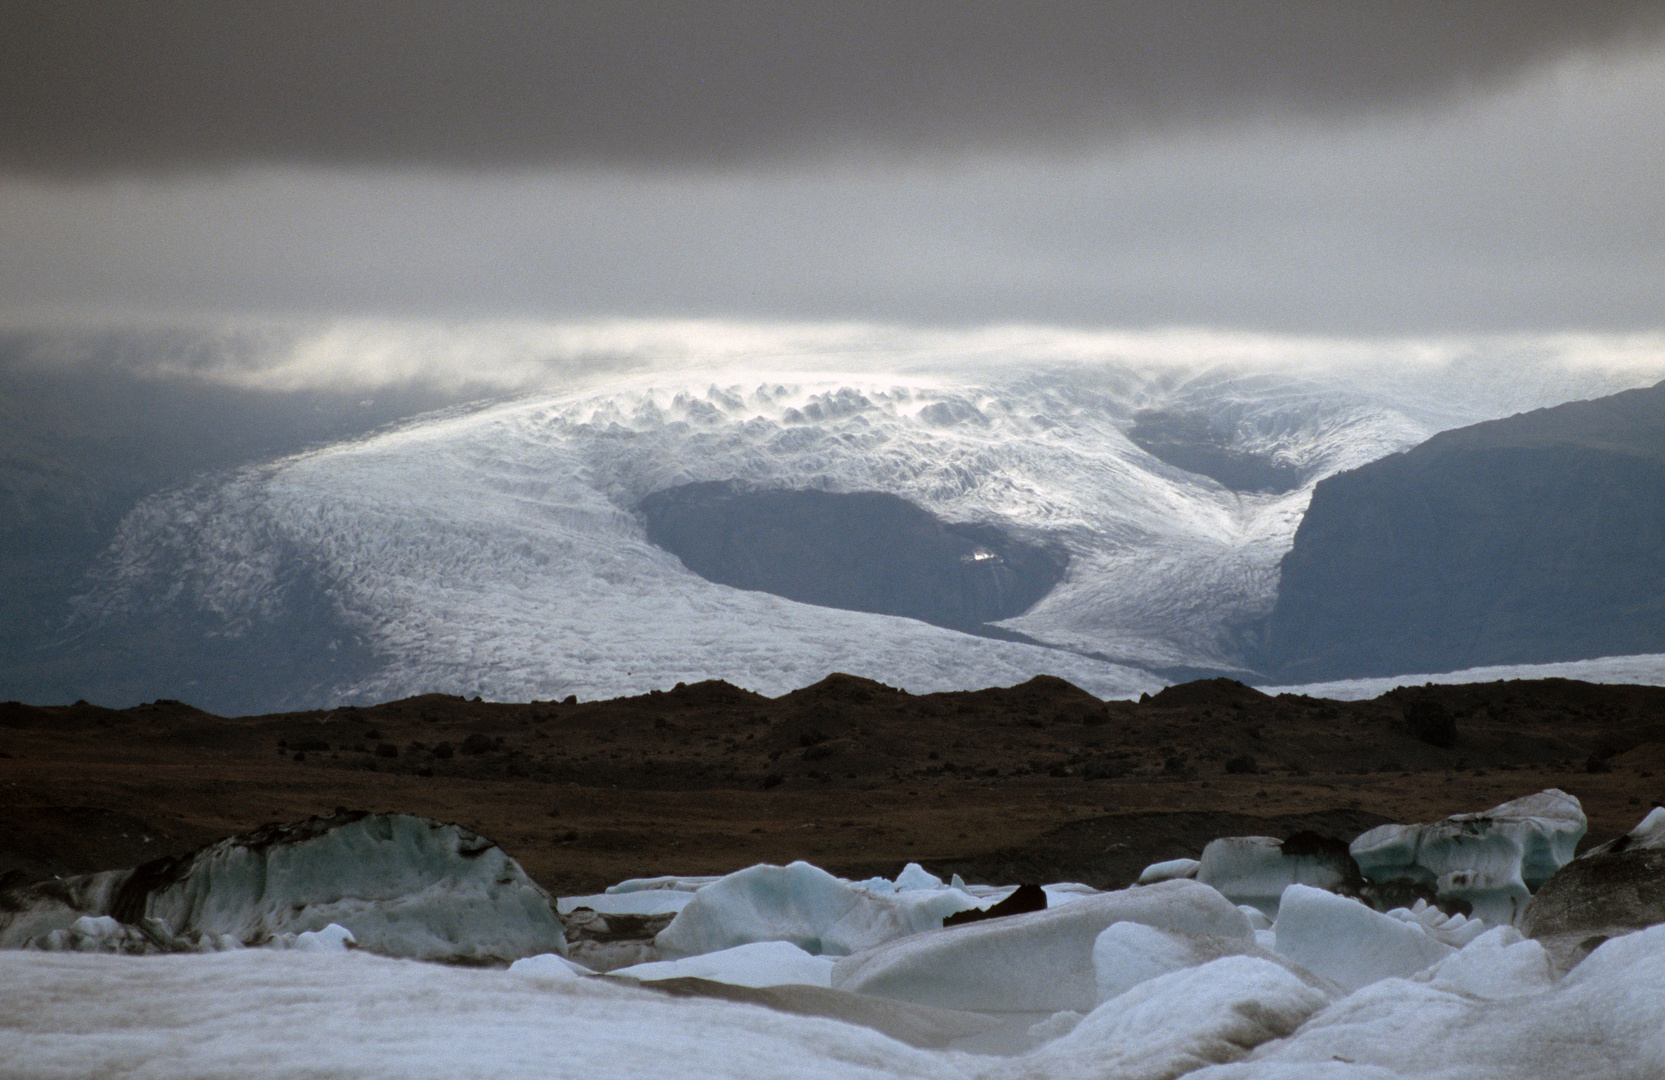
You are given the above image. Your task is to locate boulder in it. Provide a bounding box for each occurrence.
[1520,808,1665,971]
[943,883,1047,926]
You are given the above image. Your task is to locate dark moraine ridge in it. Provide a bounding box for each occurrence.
[1260,380,1665,683]
[638,482,1067,636]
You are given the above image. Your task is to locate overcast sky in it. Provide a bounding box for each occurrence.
[2,2,1663,338]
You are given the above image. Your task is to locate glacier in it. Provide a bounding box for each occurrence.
[62,351,1665,712]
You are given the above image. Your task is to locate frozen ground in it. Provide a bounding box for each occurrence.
[69,351,1665,710]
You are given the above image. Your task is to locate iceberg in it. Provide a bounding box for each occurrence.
[830,879,1250,1013]
[1350,788,1586,924]
[0,811,566,963]
[654,861,979,958]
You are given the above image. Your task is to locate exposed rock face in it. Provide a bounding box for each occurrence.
[1261,380,1665,681]
[1126,410,1301,493]
[638,482,1067,634]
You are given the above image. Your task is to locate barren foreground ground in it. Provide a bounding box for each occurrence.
[4,675,1663,895]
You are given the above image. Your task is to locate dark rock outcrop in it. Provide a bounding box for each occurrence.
[1261,381,1665,682]
[942,883,1048,926]
[638,482,1067,635]
[1127,410,1301,493]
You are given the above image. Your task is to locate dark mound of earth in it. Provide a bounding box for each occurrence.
[638,481,1067,635]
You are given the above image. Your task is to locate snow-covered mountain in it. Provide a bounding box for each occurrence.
[51,351,1665,713]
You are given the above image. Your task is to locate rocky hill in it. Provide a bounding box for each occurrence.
[1261,380,1665,681]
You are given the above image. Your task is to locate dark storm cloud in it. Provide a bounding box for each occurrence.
[4,1,1662,174]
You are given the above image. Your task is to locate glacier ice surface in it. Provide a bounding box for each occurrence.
[64,354,1665,712]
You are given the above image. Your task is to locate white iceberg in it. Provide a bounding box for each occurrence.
[654,861,979,958]
[830,879,1251,1013]
[1011,955,1332,1080]
[1272,883,1455,992]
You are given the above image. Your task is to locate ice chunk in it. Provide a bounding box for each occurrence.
[289,923,356,952]
[604,875,721,894]
[610,941,837,988]
[1584,804,1665,856]
[831,879,1251,1013]
[4,812,565,962]
[893,863,944,891]
[1272,883,1455,991]
[1039,882,1097,907]
[1350,788,1586,925]
[123,811,567,964]
[1137,858,1200,884]
[1196,922,1665,1078]
[0,869,135,950]
[1195,833,1357,917]
[0,811,569,961]
[654,861,978,958]
[1419,925,1555,1000]
[1010,955,1331,1079]
[508,952,590,979]
[1382,898,1489,948]
[1094,921,1200,1001]
[21,914,172,955]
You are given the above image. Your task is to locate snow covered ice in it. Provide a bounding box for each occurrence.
[7,799,1665,1077]
[64,352,1665,712]
[655,860,983,958]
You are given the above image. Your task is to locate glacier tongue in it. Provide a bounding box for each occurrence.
[63,358,1664,711]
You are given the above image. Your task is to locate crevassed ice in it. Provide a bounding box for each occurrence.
[72,357,1659,708]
